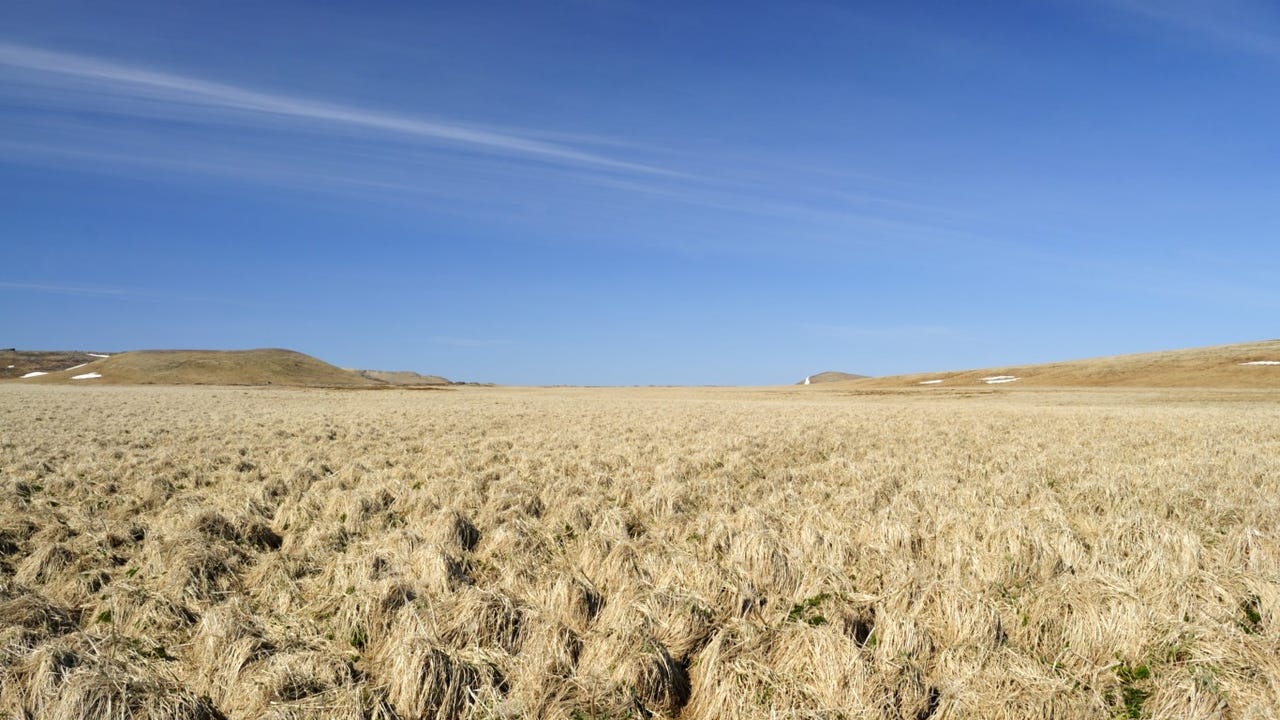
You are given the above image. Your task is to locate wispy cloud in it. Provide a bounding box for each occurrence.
[0,41,987,257]
[0,280,269,307]
[805,323,958,342]
[0,281,130,297]
[430,337,511,348]
[0,42,680,178]
[1092,0,1280,59]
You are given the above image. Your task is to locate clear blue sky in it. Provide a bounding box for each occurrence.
[2,1,1277,385]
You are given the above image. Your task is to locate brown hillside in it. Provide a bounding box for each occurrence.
[0,349,115,379]
[16,349,381,387]
[800,371,869,384]
[356,369,451,386]
[841,339,1280,389]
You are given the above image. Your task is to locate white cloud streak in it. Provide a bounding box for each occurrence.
[0,280,270,307]
[430,337,511,348]
[805,323,958,342]
[0,281,130,297]
[0,42,680,177]
[1094,0,1280,59]
[0,42,979,257]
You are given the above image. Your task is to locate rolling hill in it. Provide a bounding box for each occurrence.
[10,349,383,387]
[799,371,869,384]
[833,339,1280,389]
[0,349,115,379]
[354,369,451,386]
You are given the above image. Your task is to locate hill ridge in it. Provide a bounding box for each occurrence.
[799,371,869,385]
[835,339,1280,389]
[9,348,381,387]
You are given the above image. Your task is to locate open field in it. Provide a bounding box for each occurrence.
[1,384,1277,719]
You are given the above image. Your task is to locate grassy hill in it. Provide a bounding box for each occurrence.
[355,369,451,386]
[799,371,868,384]
[13,349,382,387]
[0,349,115,379]
[834,339,1280,389]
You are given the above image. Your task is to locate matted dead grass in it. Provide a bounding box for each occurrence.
[1,384,1277,719]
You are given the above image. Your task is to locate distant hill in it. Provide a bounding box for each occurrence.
[834,340,1280,389]
[355,369,451,386]
[0,349,115,379]
[10,349,381,387]
[800,371,869,385]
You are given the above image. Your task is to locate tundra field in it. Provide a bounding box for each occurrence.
[1,384,1278,720]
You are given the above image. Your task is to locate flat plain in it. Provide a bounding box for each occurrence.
[1,383,1277,719]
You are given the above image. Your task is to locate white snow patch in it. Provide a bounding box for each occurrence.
[21,371,47,378]
[982,375,1019,384]
[804,376,811,385]
[65,363,88,371]
[88,353,111,358]
[918,379,943,385]
[5,365,13,369]
[1240,360,1280,366]
[71,372,102,380]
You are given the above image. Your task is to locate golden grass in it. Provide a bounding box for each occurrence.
[0,383,1277,719]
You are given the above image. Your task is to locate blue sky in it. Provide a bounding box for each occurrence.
[2,1,1278,385]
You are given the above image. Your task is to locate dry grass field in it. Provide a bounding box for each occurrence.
[1,383,1277,720]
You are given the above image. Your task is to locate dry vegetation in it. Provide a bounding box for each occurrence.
[0,351,113,380]
[1,383,1277,720]
[849,339,1280,389]
[800,372,869,385]
[16,349,382,387]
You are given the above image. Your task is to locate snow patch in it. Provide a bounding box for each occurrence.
[918,379,943,385]
[982,375,1019,384]
[21,371,47,378]
[71,372,102,380]
[5,365,13,369]
[804,376,811,385]
[1240,360,1280,366]
[65,363,88,371]
[88,353,111,358]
